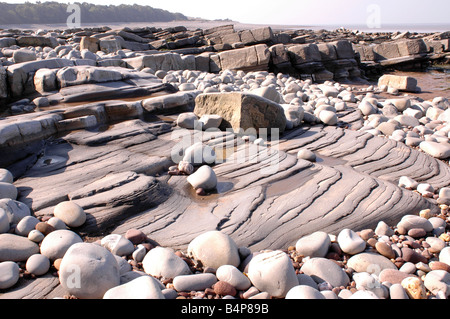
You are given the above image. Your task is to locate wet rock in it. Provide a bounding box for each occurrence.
[186,165,217,191]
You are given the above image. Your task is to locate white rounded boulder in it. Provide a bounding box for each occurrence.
[53,201,86,228]
[40,229,83,260]
[59,243,121,299]
[187,231,240,270]
[186,165,217,191]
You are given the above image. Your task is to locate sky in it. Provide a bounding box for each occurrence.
[4,0,450,26]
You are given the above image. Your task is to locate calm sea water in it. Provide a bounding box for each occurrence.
[1,21,449,33]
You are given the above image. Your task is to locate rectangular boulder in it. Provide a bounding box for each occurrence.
[194,92,287,134]
[7,58,75,97]
[372,42,402,61]
[217,44,270,72]
[288,43,322,65]
[396,39,428,56]
[378,74,418,92]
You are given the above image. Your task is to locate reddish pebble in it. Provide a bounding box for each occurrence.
[35,222,56,236]
[430,261,450,272]
[213,281,237,296]
[125,228,147,245]
[375,242,395,259]
[407,228,427,238]
[401,247,428,264]
[196,188,206,196]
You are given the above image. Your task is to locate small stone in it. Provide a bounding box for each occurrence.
[216,265,251,291]
[397,215,433,233]
[439,247,450,265]
[196,188,206,196]
[132,245,147,263]
[419,141,450,160]
[297,149,316,162]
[125,229,147,245]
[199,114,223,130]
[285,285,325,299]
[173,273,217,292]
[35,222,56,236]
[337,229,366,255]
[300,257,350,288]
[247,250,298,298]
[347,252,397,273]
[186,165,217,191]
[430,261,450,272]
[26,254,50,276]
[59,243,120,299]
[0,182,18,200]
[214,280,237,296]
[426,237,446,254]
[187,231,240,269]
[389,283,409,299]
[28,230,45,243]
[176,112,198,129]
[295,231,331,258]
[375,242,395,259]
[398,176,418,189]
[0,233,40,262]
[419,209,432,219]
[401,247,427,264]
[103,275,165,299]
[53,201,86,228]
[142,247,192,280]
[178,161,194,175]
[407,228,427,238]
[0,199,30,225]
[319,110,338,126]
[0,261,20,289]
[46,217,67,230]
[15,216,40,237]
[0,169,13,184]
[375,220,394,237]
[101,234,135,257]
[424,270,450,298]
[401,276,427,299]
[40,229,83,260]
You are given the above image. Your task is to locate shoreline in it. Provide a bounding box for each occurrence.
[1,19,449,34]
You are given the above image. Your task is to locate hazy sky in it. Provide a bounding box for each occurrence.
[6,0,450,26]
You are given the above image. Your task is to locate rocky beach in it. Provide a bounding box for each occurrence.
[0,20,449,301]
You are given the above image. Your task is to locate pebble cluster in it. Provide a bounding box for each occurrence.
[1,159,450,299]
